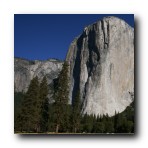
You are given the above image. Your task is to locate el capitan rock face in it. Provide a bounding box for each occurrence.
[66,16,134,116]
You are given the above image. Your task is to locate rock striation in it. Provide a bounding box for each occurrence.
[14,58,63,100]
[66,16,134,116]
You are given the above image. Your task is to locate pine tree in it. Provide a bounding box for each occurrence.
[72,91,81,133]
[39,76,49,132]
[82,114,94,133]
[114,110,118,132]
[54,62,69,133]
[14,92,25,132]
[19,76,40,132]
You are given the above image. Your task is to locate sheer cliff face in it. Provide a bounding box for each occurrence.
[14,58,63,92]
[66,17,134,116]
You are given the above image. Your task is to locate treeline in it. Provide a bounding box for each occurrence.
[15,76,49,132]
[15,100,134,133]
[14,62,134,134]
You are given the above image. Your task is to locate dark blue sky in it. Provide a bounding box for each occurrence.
[14,14,134,60]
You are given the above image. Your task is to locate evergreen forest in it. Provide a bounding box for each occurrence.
[14,62,134,134]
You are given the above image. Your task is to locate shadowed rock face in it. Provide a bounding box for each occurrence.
[66,16,134,116]
[14,58,63,94]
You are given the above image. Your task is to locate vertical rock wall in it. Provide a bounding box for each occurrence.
[66,16,134,116]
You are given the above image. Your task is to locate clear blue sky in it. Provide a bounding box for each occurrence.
[14,14,134,60]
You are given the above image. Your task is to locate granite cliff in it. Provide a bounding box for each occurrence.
[14,16,134,117]
[14,58,63,102]
[66,16,134,116]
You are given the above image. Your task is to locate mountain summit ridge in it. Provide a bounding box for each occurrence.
[14,57,63,93]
